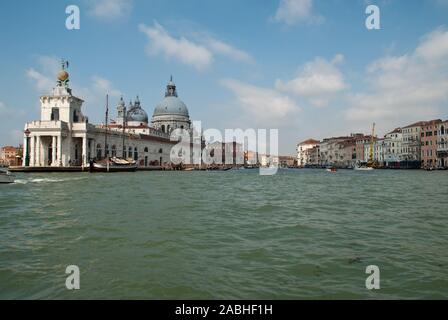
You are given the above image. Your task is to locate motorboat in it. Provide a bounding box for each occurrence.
[326,166,338,173]
[354,161,374,171]
[0,170,15,184]
[354,165,374,171]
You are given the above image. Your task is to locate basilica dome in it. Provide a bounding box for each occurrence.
[154,96,189,117]
[127,97,148,125]
[151,77,191,133]
[153,79,189,117]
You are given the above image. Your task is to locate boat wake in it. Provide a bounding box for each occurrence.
[14,177,87,184]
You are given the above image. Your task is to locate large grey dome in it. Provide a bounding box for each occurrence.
[154,96,189,117]
[153,77,189,117]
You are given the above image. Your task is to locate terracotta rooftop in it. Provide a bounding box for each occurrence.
[386,128,402,135]
[298,138,320,145]
[402,119,442,129]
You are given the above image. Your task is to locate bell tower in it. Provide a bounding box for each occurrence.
[39,60,85,124]
[116,96,126,125]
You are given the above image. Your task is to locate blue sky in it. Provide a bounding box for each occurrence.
[0,0,448,154]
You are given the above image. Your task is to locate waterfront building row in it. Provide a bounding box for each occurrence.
[297,119,448,169]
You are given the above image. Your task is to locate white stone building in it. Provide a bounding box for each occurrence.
[384,128,403,166]
[437,120,448,168]
[401,121,423,162]
[297,139,320,167]
[22,64,192,168]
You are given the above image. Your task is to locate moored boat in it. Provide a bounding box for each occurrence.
[0,170,15,184]
[91,157,138,172]
[326,166,338,173]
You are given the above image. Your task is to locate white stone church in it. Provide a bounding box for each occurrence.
[22,63,192,168]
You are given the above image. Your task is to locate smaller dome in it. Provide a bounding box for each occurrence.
[58,70,69,82]
[127,97,148,123]
[118,96,125,107]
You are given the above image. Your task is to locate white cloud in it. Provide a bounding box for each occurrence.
[139,22,213,71]
[0,101,26,119]
[26,69,54,92]
[26,55,61,92]
[203,37,254,64]
[276,54,347,107]
[221,79,301,125]
[273,0,323,26]
[415,28,448,62]
[91,76,122,98]
[88,0,133,20]
[139,22,254,70]
[344,27,448,132]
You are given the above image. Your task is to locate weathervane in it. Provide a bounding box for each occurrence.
[61,59,69,70]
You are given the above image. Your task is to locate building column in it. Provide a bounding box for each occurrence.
[82,136,87,168]
[31,136,36,166]
[23,135,29,167]
[38,136,43,167]
[52,136,57,166]
[57,135,62,166]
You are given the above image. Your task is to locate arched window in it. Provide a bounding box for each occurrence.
[180,125,184,129]
[441,126,445,135]
[161,125,165,133]
[105,144,110,156]
[128,147,132,157]
[73,110,79,123]
[144,147,149,153]
[134,147,138,161]
[51,108,59,121]
[96,144,102,159]
[112,145,117,157]
[159,148,163,154]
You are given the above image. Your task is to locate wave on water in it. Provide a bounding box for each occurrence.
[14,177,87,184]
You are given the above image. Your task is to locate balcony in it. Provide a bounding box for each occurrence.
[26,120,69,131]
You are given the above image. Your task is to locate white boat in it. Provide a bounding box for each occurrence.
[90,96,138,173]
[354,165,374,171]
[91,157,138,172]
[0,171,15,184]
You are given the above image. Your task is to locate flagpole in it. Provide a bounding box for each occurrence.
[105,94,110,172]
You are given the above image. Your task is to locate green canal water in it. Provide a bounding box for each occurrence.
[0,169,447,299]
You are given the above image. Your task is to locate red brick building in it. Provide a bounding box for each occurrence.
[0,146,22,166]
[421,119,442,169]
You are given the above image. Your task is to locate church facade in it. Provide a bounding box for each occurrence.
[22,63,192,168]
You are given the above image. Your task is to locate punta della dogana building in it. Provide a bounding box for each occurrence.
[22,62,192,169]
